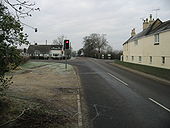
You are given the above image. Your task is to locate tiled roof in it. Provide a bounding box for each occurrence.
[149,20,170,34]
[27,45,63,54]
[123,19,170,45]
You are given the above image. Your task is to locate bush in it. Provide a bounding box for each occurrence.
[20,56,30,64]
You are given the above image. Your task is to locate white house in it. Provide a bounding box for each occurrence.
[122,15,170,69]
[27,44,64,59]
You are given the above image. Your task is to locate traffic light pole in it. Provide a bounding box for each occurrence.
[64,40,70,70]
[65,49,68,70]
[65,54,67,70]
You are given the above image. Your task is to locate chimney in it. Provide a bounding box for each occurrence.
[143,14,155,30]
[131,28,136,37]
[143,18,149,30]
[149,14,154,25]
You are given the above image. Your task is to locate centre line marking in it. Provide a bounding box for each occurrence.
[108,73,128,86]
[149,98,170,112]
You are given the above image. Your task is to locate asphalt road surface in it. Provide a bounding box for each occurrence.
[69,57,170,128]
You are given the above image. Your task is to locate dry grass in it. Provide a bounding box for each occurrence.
[0,61,80,128]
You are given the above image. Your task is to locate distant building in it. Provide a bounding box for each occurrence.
[27,44,64,59]
[122,14,170,69]
[17,48,28,56]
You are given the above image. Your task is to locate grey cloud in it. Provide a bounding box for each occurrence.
[18,0,170,50]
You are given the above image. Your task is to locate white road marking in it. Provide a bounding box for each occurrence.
[77,93,83,127]
[149,98,170,112]
[108,73,128,86]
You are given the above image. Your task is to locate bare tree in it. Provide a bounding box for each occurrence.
[83,33,108,58]
[106,45,113,53]
[96,34,108,53]
[77,48,83,56]
[53,35,66,45]
[112,50,123,60]
[3,0,40,19]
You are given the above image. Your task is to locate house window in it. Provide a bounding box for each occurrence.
[132,56,134,61]
[134,40,138,45]
[162,57,165,64]
[53,53,59,56]
[150,56,152,63]
[126,56,128,60]
[154,34,159,44]
[139,56,142,62]
[34,50,40,56]
[126,44,128,51]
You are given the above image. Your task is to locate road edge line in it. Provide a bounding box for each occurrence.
[77,93,83,127]
[73,66,83,128]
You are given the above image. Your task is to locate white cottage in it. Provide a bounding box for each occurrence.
[122,15,170,69]
[28,44,64,59]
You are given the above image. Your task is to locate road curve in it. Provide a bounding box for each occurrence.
[69,57,170,128]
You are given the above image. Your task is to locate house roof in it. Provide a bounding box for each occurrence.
[123,19,170,45]
[27,45,63,54]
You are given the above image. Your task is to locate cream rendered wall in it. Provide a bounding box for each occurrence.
[123,30,170,69]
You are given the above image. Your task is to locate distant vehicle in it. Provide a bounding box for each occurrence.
[51,53,64,59]
[107,54,111,59]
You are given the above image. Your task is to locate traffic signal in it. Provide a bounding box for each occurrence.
[64,40,69,49]
[35,28,37,32]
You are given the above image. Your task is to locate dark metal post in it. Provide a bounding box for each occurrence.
[65,55,67,69]
[65,49,68,70]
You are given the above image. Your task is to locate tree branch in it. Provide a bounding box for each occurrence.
[0,108,30,127]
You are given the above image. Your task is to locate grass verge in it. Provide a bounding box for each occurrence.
[0,61,79,128]
[114,60,170,81]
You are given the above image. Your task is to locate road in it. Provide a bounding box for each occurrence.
[69,57,170,128]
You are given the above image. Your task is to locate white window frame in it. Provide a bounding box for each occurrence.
[149,56,152,64]
[154,34,159,44]
[139,56,142,62]
[132,56,134,61]
[162,57,165,64]
[134,40,138,45]
[126,56,128,61]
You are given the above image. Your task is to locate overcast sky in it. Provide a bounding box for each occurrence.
[13,0,170,50]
